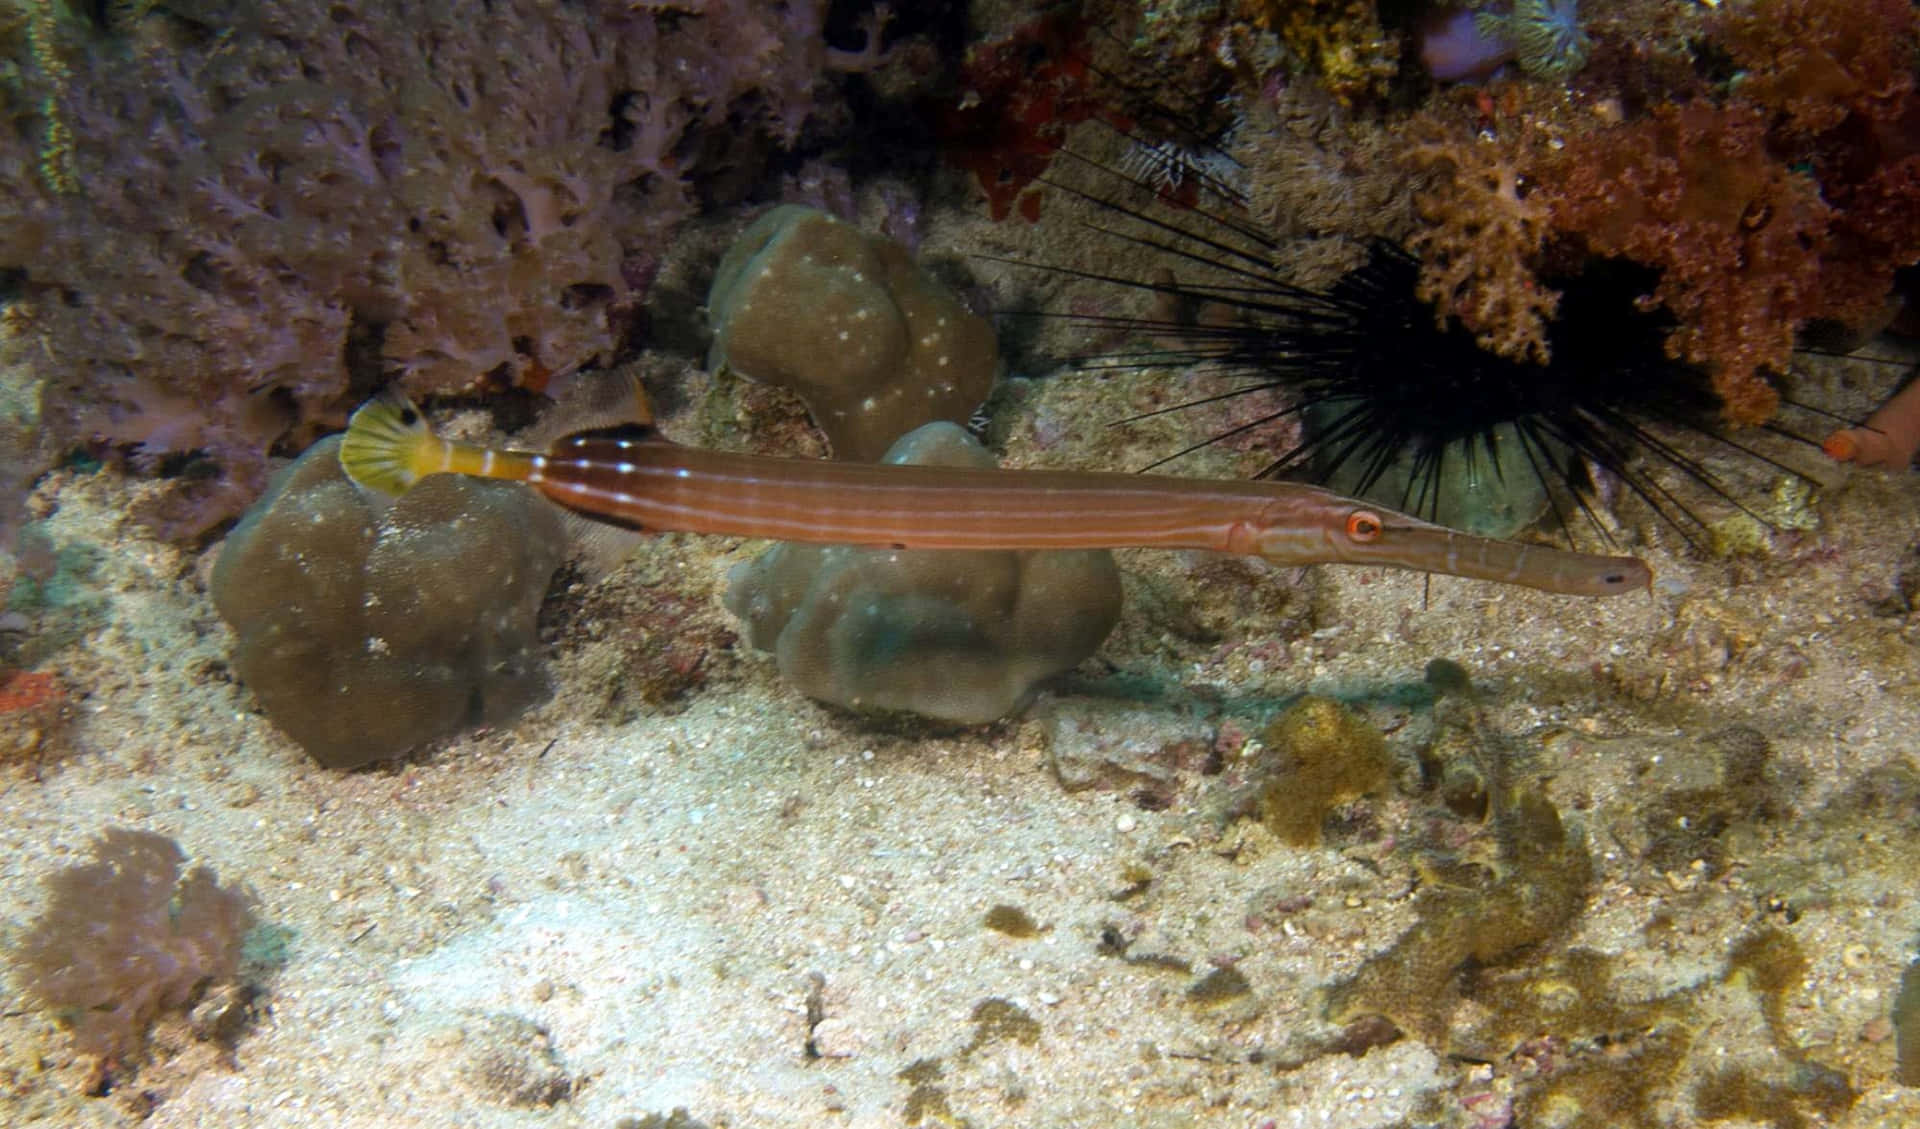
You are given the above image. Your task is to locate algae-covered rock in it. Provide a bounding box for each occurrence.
[1324,783,1592,1045]
[706,205,998,461]
[1254,696,1392,847]
[724,422,1120,725]
[211,436,563,768]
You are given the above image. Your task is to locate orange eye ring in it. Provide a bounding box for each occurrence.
[1345,510,1383,542]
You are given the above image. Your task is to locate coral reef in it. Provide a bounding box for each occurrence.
[1237,0,1400,106]
[1482,0,1591,81]
[1417,6,1516,84]
[1405,0,1920,426]
[723,422,1122,725]
[13,827,254,1064]
[0,0,842,544]
[1536,100,1830,424]
[210,435,564,768]
[705,205,998,461]
[1419,0,1591,84]
[1713,0,1917,139]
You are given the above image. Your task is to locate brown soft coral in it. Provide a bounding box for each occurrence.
[1401,0,1920,428]
[1535,100,1832,424]
[1404,134,1559,365]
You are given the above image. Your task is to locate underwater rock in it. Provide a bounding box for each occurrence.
[211,436,564,768]
[1306,403,1559,539]
[706,205,999,461]
[724,422,1121,725]
[1039,700,1216,799]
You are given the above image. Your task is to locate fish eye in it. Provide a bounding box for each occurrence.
[1345,511,1383,542]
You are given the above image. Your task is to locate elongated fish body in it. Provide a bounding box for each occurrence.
[340,394,1651,598]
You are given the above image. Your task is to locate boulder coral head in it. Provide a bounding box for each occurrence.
[724,422,1122,725]
[211,435,564,768]
[706,205,999,462]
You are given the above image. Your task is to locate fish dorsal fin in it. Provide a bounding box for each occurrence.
[527,369,655,446]
[560,421,667,446]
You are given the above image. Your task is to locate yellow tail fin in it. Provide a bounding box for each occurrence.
[340,392,435,496]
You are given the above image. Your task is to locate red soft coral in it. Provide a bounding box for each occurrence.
[934,12,1133,221]
[1537,100,1832,424]
[1713,0,1917,139]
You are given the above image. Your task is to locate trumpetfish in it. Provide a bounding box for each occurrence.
[338,393,1651,598]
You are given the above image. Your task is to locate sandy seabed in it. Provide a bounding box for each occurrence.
[3,334,1920,1129]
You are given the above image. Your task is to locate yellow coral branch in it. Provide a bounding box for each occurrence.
[25,0,78,194]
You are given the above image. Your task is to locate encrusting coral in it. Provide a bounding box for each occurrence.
[13,827,254,1065]
[706,206,1000,462]
[0,0,843,544]
[211,435,564,769]
[723,422,1122,725]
